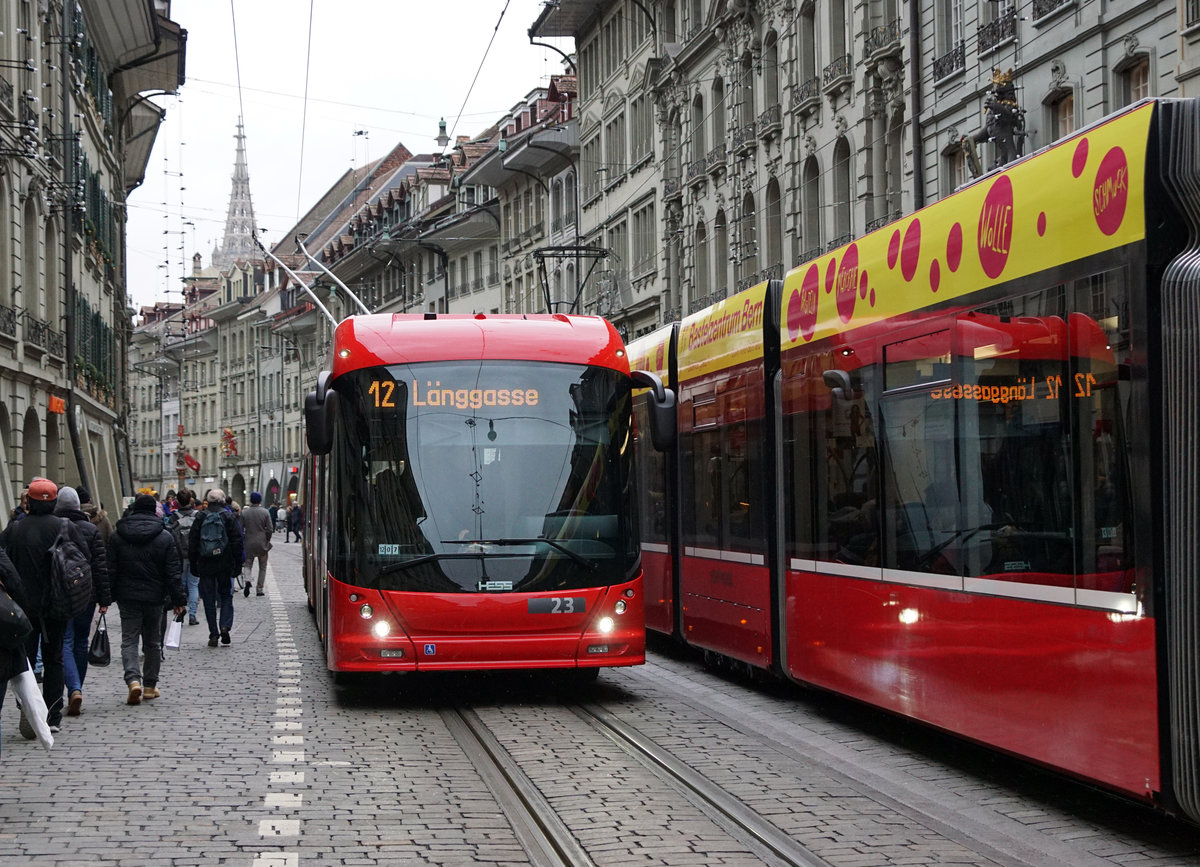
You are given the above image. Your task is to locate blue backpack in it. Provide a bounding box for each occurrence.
[198,511,228,558]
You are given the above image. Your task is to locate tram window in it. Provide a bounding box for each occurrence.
[634,400,668,544]
[681,418,766,555]
[797,360,879,565]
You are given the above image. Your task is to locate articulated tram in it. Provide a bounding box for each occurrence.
[629,98,1200,822]
[301,313,669,680]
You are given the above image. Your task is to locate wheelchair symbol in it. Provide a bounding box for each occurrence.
[423,643,436,656]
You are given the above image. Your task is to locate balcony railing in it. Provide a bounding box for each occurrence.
[978,8,1017,54]
[731,121,756,153]
[758,103,782,138]
[792,75,820,111]
[686,158,705,184]
[25,314,64,356]
[933,41,965,81]
[865,18,902,56]
[823,54,852,88]
[0,74,12,116]
[0,304,15,338]
[1032,0,1072,21]
[663,176,683,201]
[827,233,854,251]
[706,143,727,174]
[798,246,823,265]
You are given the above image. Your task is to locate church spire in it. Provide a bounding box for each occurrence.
[212,118,261,270]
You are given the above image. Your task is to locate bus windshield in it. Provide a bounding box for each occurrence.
[329,360,637,593]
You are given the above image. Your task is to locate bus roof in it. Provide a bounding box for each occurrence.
[330,313,629,378]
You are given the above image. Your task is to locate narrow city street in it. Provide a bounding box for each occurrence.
[1,539,1197,866]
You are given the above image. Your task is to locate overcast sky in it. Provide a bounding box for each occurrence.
[124,0,572,311]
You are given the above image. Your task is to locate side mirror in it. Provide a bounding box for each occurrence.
[305,371,339,455]
[631,369,677,452]
[823,368,853,402]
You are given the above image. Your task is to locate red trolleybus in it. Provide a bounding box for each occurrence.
[638,99,1200,822]
[301,313,671,680]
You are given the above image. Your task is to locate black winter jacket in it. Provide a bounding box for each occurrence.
[55,506,112,608]
[108,511,185,607]
[188,508,243,580]
[0,502,63,617]
[0,547,30,680]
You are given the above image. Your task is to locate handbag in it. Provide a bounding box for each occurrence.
[0,584,32,649]
[164,612,183,650]
[87,612,111,666]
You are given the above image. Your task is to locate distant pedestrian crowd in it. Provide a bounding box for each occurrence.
[0,479,304,750]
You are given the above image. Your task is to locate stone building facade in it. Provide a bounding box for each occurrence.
[0,0,183,513]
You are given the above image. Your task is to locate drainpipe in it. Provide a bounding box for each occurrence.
[909,1,925,210]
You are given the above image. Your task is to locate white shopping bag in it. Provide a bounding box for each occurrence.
[10,661,53,750]
[164,613,183,650]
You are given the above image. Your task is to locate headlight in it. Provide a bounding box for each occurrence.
[371,620,391,638]
[597,616,615,634]
[614,600,627,614]
[359,603,373,619]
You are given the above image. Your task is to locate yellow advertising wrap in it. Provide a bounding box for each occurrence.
[678,280,770,382]
[780,101,1153,353]
[627,324,674,390]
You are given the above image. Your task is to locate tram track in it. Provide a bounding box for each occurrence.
[440,706,595,867]
[444,699,831,867]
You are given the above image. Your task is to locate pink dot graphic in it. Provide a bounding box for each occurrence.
[946,223,963,273]
[1072,138,1089,179]
[901,219,922,282]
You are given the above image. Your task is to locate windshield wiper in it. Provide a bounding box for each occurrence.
[377,551,491,577]
[442,537,599,573]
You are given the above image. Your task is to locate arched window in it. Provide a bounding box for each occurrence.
[802,156,821,255]
[22,192,39,315]
[763,31,779,110]
[695,221,709,302]
[765,178,782,270]
[740,192,758,277]
[667,109,683,179]
[833,137,852,242]
[714,210,728,297]
[711,77,726,150]
[739,53,755,130]
[0,177,10,308]
[691,93,706,163]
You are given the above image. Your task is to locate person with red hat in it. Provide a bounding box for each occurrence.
[0,477,71,735]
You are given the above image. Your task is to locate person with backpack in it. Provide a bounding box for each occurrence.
[0,477,72,735]
[107,493,184,704]
[189,489,243,647]
[55,486,111,717]
[167,490,201,625]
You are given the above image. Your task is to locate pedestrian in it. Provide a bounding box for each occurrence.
[107,493,184,704]
[0,477,70,734]
[189,488,243,647]
[167,489,201,625]
[7,487,29,527]
[268,502,279,534]
[75,485,113,547]
[55,486,111,717]
[240,491,273,597]
[286,503,303,543]
[0,546,31,754]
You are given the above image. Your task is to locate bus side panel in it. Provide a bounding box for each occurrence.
[784,567,1160,799]
[642,545,674,635]
[681,554,772,669]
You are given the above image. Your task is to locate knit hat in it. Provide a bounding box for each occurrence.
[28,477,57,502]
[206,488,226,505]
[250,491,262,504]
[131,493,158,513]
[56,486,80,512]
